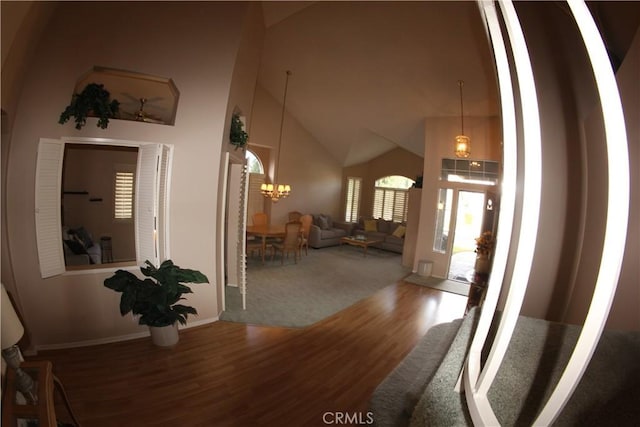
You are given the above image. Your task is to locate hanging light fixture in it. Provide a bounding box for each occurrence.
[261,70,292,202]
[454,80,471,158]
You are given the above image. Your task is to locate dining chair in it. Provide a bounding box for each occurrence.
[271,221,302,265]
[246,238,266,259]
[288,211,302,222]
[299,214,313,256]
[252,212,268,226]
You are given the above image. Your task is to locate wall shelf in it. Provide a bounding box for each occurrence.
[74,66,180,126]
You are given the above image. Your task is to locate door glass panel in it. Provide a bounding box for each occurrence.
[448,191,485,282]
[433,188,453,253]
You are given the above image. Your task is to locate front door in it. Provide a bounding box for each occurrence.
[447,190,486,282]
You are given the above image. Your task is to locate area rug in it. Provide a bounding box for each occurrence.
[404,274,470,297]
[220,245,410,328]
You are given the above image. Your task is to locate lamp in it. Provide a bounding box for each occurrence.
[454,80,471,158]
[261,70,292,202]
[2,284,37,403]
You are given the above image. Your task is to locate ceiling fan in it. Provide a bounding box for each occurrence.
[120,94,166,124]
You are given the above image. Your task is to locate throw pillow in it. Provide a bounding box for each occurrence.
[325,214,333,228]
[392,225,406,238]
[74,226,94,248]
[64,239,87,255]
[318,216,330,230]
[377,219,391,234]
[364,219,377,232]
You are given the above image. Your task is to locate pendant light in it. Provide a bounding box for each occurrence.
[454,80,471,158]
[261,70,292,202]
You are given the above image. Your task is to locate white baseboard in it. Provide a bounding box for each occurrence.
[34,316,219,352]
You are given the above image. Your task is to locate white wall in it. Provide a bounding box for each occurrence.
[511,3,639,330]
[217,1,265,309]
[249,85,342,225]
[607,28,640,330]
[414,116,501,277]
[5,2,252,348]
[342,147,424,222]
[567,27,639,330]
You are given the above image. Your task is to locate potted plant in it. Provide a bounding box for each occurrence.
[474,231,494,274]
[229,112,248,150]
[104,260,209,347]
[59,83,120,129]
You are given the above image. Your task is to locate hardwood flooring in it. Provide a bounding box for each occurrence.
[32,279,467,427]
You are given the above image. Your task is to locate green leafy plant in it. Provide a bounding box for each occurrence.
[59,83,120,130]
[229,113,248,150]
[104,260,209,327]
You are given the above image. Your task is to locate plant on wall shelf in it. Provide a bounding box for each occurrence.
[229,113,249,150]
[59,83,120,130]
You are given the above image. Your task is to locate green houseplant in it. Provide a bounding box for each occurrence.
[229,113,248,150]
[59,83,120,130]
[104,260,209,346]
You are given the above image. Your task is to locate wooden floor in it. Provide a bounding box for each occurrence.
[33,279,467,427]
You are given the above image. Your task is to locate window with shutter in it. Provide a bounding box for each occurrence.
[372,175,414,222]
[245,149,266,222]
[34,139,171,277]
[114,171,135,220]
[345,177,362,222]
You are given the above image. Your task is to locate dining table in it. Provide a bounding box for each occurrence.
[246,224,285,264]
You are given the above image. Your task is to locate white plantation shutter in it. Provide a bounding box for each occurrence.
[156,145,172,262]
[345,177,361,222]
[135,144,162,266]
[373,188,409,222]
[35,139,65,278]
[393,190,408,222]
[247,173,265,223]
[382,190,394,220]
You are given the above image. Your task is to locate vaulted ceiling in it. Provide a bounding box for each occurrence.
[257,1,500,166]
[256,1,640,167]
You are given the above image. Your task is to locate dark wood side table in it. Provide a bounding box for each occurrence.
[2,360,81,427]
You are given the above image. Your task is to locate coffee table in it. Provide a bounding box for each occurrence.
[340,236,383,257]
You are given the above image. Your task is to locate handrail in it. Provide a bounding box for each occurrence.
[463,1,519,422]
[534,0,630,423]
[463,0,630,425]
[475,0,542,397]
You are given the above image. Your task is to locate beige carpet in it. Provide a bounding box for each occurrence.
[404,274,470,296]
[221,245,410,328]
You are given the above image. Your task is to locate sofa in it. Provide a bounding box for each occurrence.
[308,214,353,248]
[351,217,406,254]
[62,226,102,265]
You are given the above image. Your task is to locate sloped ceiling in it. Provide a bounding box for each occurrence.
[258,1,500,166]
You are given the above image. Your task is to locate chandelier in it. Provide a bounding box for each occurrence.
[261,70,292,202]
[454,80,471,158]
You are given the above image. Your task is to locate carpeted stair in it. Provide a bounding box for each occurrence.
[370,309,640,426]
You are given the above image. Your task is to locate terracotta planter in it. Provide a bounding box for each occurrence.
[149,323,179,348]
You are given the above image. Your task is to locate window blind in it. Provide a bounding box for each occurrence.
[114,171,135,219]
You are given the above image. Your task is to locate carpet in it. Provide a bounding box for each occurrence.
[220,245,410,328]
[404,274,470,297]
